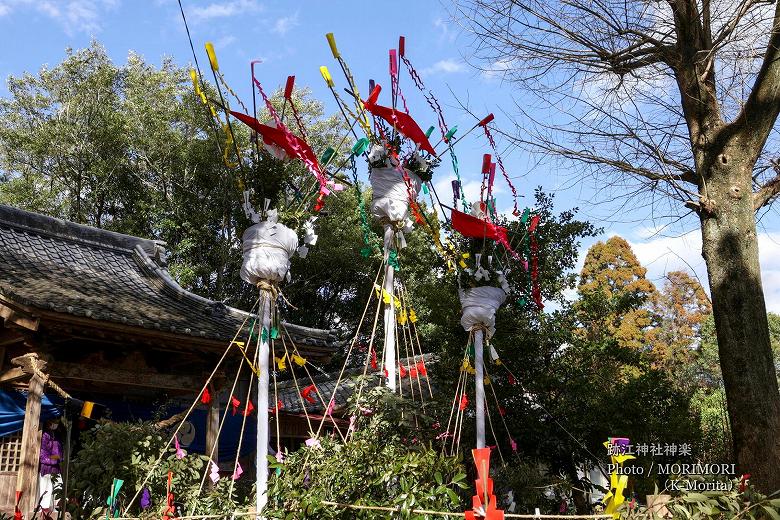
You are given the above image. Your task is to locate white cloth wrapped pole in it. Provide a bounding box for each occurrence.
[256,294,271,519]
[369,166,421,250]
[459,286,508,338]
[383,263,397,391]
[240,221,299,285]
[474,328,486,448]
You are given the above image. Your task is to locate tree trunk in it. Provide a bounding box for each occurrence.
[699,159,780,492]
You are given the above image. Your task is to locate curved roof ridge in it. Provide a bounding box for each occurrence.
[0,204,161,256]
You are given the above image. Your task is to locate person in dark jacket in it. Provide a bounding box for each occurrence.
[39,418,63,518]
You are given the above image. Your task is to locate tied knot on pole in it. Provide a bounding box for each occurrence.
[378,217,409,250]
[256,279,298,310]
[255,279,279,298]
[469,324,490,336]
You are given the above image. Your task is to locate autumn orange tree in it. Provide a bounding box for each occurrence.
[457,0,780,490]
[577,236,657,351]
[648,271,712,377]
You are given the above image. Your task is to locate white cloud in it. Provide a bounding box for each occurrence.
[433,16,456,44]
[215,34,236,49]
[481,58,516,81]
[623,230,780,313]
[271,12,298,35]
[190,0,262,22]
[421,59,465,76]
[0,0,117,34]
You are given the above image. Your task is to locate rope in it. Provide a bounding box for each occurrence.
[122,297,260,515]
[228,313,262,500]
[280,322,346,442]
[256,280,279,299]
[28,357,71,400]
[110,509,618,520]
[315,262,384,440]
[278,332,314,437]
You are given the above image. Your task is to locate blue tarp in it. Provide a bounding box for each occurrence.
[0,390,255,460]
[106,402,256,460]
[0,389,61,437]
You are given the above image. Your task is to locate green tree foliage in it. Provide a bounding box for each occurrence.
[0,41,348,309]
[62,420,254,519]
[265,387,468,519]
[577,236,657,351]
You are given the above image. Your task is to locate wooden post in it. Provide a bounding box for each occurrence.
[205,382,220,464]
[17,373,44,516]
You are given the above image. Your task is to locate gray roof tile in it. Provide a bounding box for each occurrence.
[0,204,341,348]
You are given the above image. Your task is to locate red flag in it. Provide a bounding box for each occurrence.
[459,394,469,411]
[229,110,327,195]
[163,472,175,520]
[363,85,437,156]
[243,400,255,416]
[301,384,317,404]
[451,208,506,242]
[231,395,241,415]
[370,348,378,370]
[416,360,428,377]
[399,364,408,378]
[270,398,284,414]
[200,388,211,405]
[508,374,517,386]
[410,368,418,378]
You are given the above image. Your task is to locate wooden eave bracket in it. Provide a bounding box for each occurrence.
[0,297,39,332]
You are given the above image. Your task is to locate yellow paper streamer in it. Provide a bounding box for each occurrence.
[326,33,340,58]
[222,123,239,169]
[205,42,219,71]
[291,354,307,367]
[320,66,334,87]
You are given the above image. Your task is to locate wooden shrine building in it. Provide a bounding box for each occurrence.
[0,204,341,515]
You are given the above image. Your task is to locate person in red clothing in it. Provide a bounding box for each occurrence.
[38,418,63,519]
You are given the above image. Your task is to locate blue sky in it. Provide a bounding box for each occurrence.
[1,0,779,311]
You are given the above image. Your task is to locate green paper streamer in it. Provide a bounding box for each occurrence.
[422,184,429,195]
[520,207,530,226]
[387,249,401,270]
[270,327,279,339]
[352,137,370,156]
[261,327,269,343]
[107,478,124,519]
[425,126,435,138]
[445,126,458,141]
[320,147,335,165]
